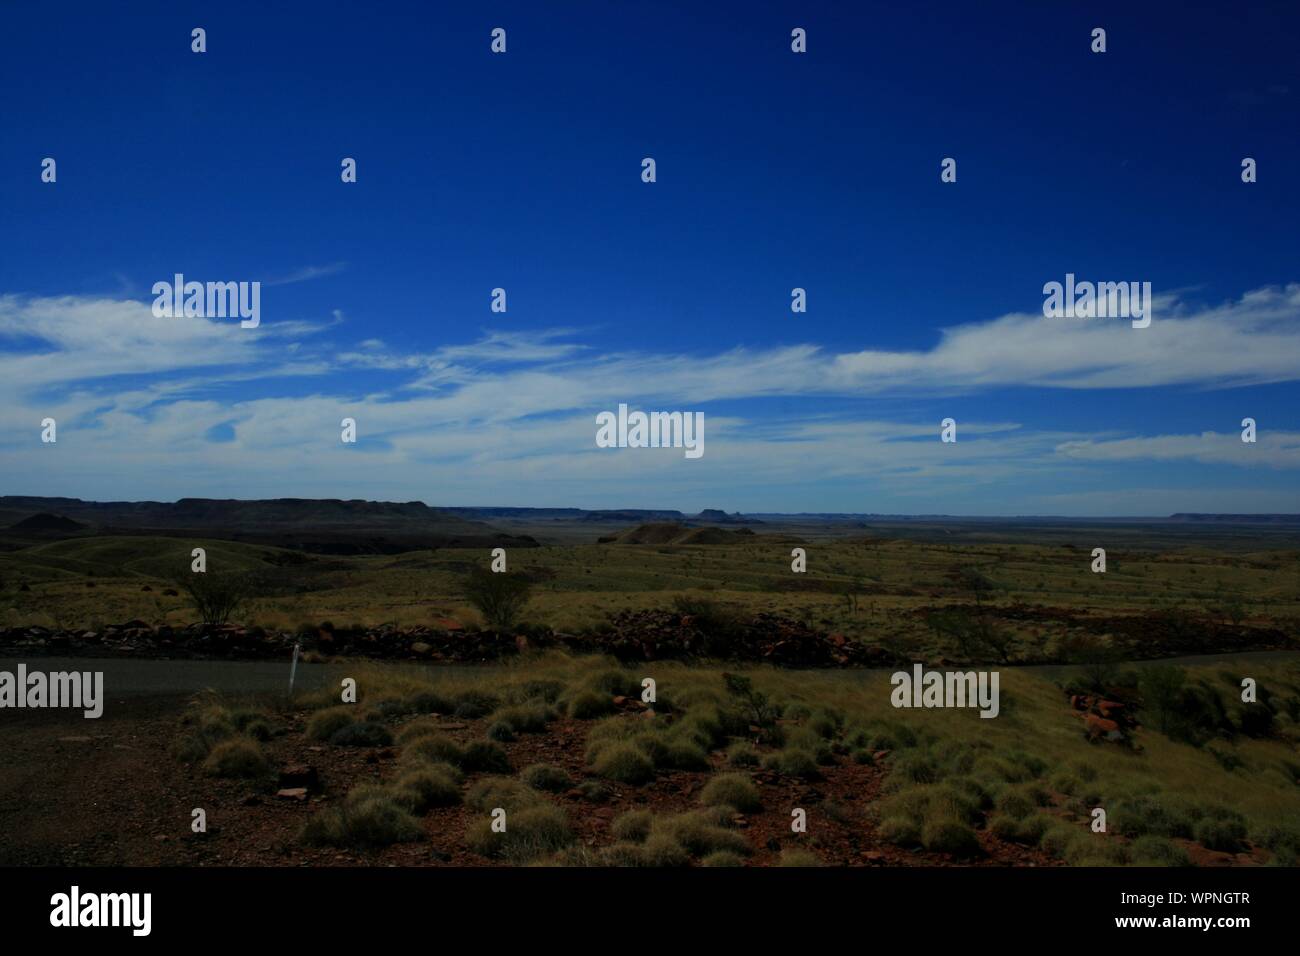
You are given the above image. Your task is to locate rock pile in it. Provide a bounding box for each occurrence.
[563,609,895,668]
[0,611,892,669]
[1069,693,1140,746]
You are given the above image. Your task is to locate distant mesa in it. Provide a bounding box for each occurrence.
[8,513,87,533]
[1168,513,1300,525]
[694,509,762,525]
[598,522,757,545]
[0,496,535,555]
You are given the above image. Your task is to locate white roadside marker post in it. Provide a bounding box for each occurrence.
[289,641,301,697]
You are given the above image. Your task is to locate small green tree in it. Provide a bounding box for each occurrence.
[1139,664,1186,734]
[1063,633,1122,692]
[956,566,995,606]
[179,571,251,625]
[722,673,779,728]
[462,568,532,630]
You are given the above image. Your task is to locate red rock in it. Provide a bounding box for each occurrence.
[1084,714,1120,737]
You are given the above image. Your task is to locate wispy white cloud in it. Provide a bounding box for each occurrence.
[262,263,348,287]
[2,283,1298,511]
[1057,430,1300,469]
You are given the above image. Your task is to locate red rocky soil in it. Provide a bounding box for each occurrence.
[0,695,1067,868]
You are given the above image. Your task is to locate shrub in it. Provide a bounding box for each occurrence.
[699,773,762,813]
[600,842,648,867]
[1040,822,1085,859]
[392,766,462,810]
[330,721,393,747]
[878,815,921,846]
[655,811,751,857]
[761,749,819,779]
[402,733,464,767]
[466,776,538,813]
[461,741,511,774]
[1113,795,1195,839]
[467,803,573,863]
[640,833,690,867]
[301,790,423,848]
[228,707,271,732]
[995,783,1049,820]
[520,763,572,793]
[1130,835,1191,866]
[396,717,444,744]
[179,570,252,625]
[921,817,981,856]
[462,568,532,630]
[1140,665,1186,735]
[721,672,779,727]
[1205,742,1243,771]
[306,706,357,742]
[575,779,613,803]
[1067,839,1130,866]
[659,738,711,771]
[1195,816,1247,853]
[807,709,842,740]
[503,679,566,705]
[930,782,986,824]
[592,742,655,784]
[675,709,730,749]
[173,704,237,762]
[726,742,759,767]
[611,809,654,843]
[486,721,516,742]
[451,690,499,719]
[406,690,454,714]
[1254,823,1300,855]
[201,738,269,778]
[492,703,554,734]
[371,698,414,719]
[989,812,1051,845]
[1235,704,1274,739]
[673,595,742,652]
[586,669,643,697]
[241,718,273,741]
[567,691,614,720]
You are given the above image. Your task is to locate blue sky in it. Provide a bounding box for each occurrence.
[1,0,1298,514]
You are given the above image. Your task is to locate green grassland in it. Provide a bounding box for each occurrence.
[3,531,1298,665]
[186,652,1300,865]
[5,523,1298,865]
